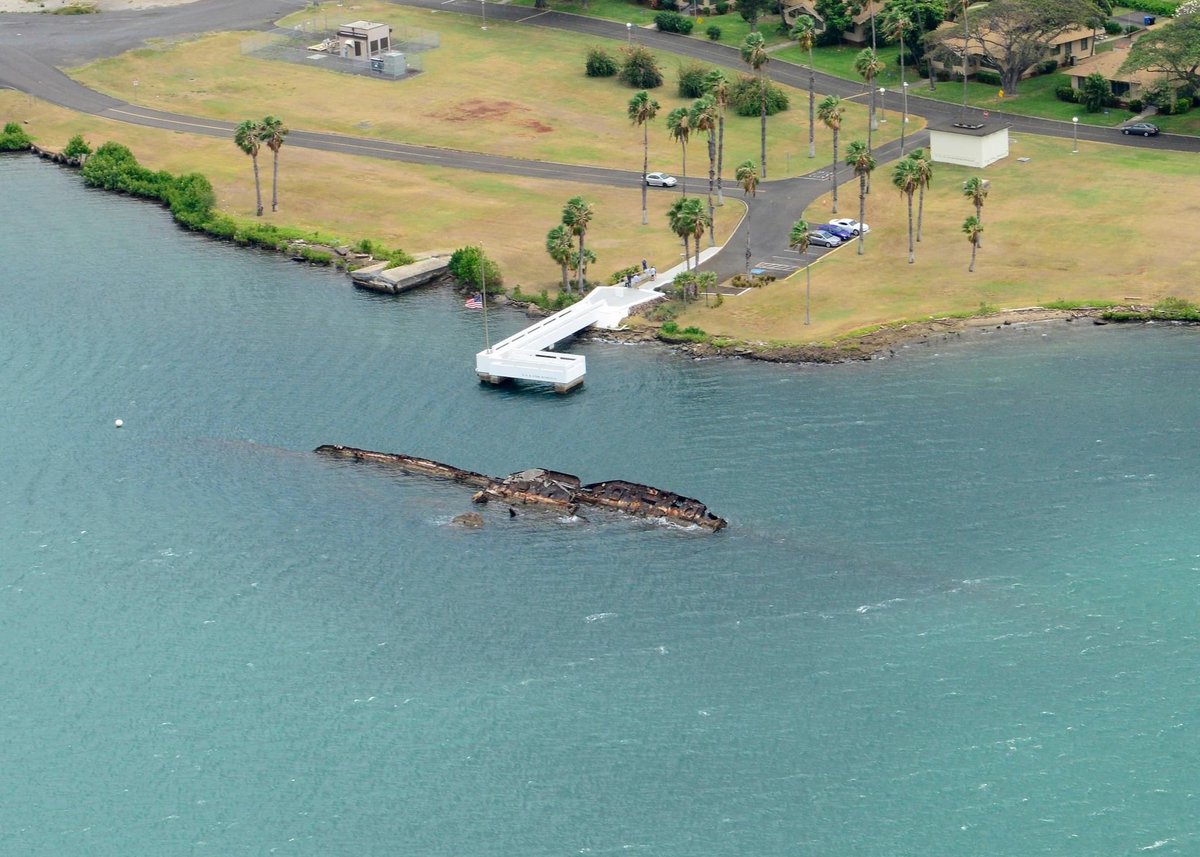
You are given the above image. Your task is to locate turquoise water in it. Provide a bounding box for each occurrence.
[3,155,1198,856]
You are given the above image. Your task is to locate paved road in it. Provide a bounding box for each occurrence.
[0,0,1193,281]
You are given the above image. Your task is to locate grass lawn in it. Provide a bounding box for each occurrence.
[0,93,740,291]
[673,133,1200,343]
[70,0,890,179]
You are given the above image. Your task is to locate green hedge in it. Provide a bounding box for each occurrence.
[655,11,695,34]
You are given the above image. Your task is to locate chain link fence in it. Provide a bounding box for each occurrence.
[240,22,439,80]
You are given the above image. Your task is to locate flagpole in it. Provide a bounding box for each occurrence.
[480,244,491,351]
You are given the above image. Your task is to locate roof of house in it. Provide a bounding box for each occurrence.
[1065,43,1169,86]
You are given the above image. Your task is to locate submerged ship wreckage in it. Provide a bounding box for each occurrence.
[314,445,727,532]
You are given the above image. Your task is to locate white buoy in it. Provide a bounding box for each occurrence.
[114,419,124,428]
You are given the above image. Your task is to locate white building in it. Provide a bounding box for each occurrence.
[928,120,1010,168]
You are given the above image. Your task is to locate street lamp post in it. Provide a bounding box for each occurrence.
[480,0,487,29]
[879,87,886,122]
[626,21,632,44]
[901,81,909,154]
[1072,116,1079,152]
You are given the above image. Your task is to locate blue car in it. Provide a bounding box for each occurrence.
[818,223,856,242]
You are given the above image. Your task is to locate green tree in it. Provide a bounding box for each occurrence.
[741,33,770,178]
[546,224,574,291]
[619,45,664,89]
[690,96,719,247]
[881,0,947,69]
[561,197,595,293]
[63,134,91,159]
[666,106,693,195]
[930,0,1099,95]
[790,15,818,159]
[0,121,32,151]
[628,90,661,225]
[846,140,877,256]
[788,218,813,325]
[233,119,264,217]
[817,96,845,215]
[449,245,503,291]
[667,196,698,276]
[1120,12,1200,93]
[963,215,983,272]
[891,157,919,263]
[735,160,758,273]
[738,0,771,31]
[854,48,886,149]
[704,69,730,204]
[685,196,711,269]
[962,176,989,247]
[907,148,934,242]
[1079,72,1110,112]
[259,115,288,213]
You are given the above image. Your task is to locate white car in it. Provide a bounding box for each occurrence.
[829,218,870,235]
[645,172,678,187]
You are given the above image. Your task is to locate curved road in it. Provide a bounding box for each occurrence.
[1,0,1194,279]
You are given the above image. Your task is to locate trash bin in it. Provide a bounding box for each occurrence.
[1143,15,1155,25]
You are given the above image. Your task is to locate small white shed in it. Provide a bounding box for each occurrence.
[337,21,393,59]
[928,121,1010,169]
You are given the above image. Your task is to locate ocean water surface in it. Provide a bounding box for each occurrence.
[2,155,1198,855]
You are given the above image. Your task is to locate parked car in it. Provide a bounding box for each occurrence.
[1122,122,1160,137]
[818,223,856,242]
[828,218,870,235]
[809,230,842,248]
[645,172,678,187]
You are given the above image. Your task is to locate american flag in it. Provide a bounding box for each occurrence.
[464,294,483,309]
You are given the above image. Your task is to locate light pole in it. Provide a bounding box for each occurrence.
[901,81,909,154]
[879,87,886,122]
[480,0,487,30]
[1072,116,1079,152]
[626,22,632,45]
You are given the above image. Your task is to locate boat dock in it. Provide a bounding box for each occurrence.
[475,248,719,392]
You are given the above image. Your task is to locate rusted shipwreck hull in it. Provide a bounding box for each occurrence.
[314,445,727,531]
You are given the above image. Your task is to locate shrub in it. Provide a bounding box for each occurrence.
[585,46,617,77]
[62,134,91,159]
[0,121,33,151]
[1035,58,1058,75]
[1153,296,1200,319]
[715,0,729,12]
[730,75,790,116]
[296,247,334,265]
[1118,0,1175,15]
[678,61,712,97]
[707,25,722,40]
[1127,98,1144,113]
[1104,19,1123,34]
[975,70,1002,86]
[619,46,664,88]
[655,11,694,34]
[1055,84,1079,103]
[449,245,503,291]
[1170,98,1192,114]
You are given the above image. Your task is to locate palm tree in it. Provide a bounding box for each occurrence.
[788,218,812,325]
[907,148,934,242]
[892,158,919,264]
[561,196,595,294]
[882,8,912,153]
[740,33,770,179]
[258,115,288,213]
[546,224,573,292]
[704,70,729,204]
[789,15,817,159]
[963,176,989,247]
[854,49,885,151]
[667,196,697,277]
[234,119,264,217]
[690,96,719,247]
[627,91,660,226]
[684,196,711,269]
[735,160,758,273]
[845,140,876,256]
[816,96,844,215]
[666,106,692,196]
[963,215,983,272]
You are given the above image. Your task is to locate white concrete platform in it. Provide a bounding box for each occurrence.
[475,248,720,392]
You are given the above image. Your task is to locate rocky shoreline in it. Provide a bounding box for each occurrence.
[577,305,1180,365]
